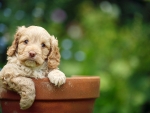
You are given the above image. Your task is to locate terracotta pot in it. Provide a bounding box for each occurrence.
[0,76,100,113]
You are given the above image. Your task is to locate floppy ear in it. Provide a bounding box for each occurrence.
[48,36,60,69]
[7,26,26,56]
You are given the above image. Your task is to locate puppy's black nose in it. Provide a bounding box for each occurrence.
[29,51,36,57]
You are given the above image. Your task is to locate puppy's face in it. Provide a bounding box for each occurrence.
[17,26,51,67]
[7,26,60,69]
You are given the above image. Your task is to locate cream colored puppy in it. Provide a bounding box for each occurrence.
[0,26,66,110]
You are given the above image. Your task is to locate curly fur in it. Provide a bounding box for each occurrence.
[0,26,66,110]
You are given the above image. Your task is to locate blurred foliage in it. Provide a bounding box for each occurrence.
[0,0,150,113]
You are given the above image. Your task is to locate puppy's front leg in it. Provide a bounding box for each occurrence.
[9,77,35,110]
[48,69,66,87]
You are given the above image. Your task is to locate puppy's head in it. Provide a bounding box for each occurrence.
[7,26,60,69]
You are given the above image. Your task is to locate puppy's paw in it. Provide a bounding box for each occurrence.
[20,96,35,110]
[19,88,35,110]
[10,77,35,110]
[48,70,66,87]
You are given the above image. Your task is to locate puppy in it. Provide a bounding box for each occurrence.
[0,26,66,110]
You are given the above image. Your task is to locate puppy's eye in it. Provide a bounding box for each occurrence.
[24,40,28,44]
[41,43,46,47]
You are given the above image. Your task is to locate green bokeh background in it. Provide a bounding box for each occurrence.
[0,0,150,113]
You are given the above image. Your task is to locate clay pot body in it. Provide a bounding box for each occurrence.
[0,76,100,113]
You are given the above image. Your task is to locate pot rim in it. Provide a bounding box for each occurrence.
[0,76,100,100]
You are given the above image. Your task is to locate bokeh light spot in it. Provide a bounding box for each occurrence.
[0,24,6,33]
[3,8,12,17]
[100,1,112,13]
[67,24,82,39]
[61,50,72,60]
[51,8,67,23]
[15,10,25,20]
[74,51,86,61]
[61,39,73,50]
[32,8,44,18]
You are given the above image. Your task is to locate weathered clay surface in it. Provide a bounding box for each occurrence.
[0,76,100,113]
